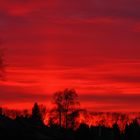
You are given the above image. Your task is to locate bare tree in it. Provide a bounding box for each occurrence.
[51,91,63,127]
[39,104,47,122]
[52,88,80,128]
[68,109,80,129]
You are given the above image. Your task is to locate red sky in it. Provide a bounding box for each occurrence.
[0,0,140,112]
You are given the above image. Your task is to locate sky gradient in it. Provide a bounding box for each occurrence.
[0,0,140,112]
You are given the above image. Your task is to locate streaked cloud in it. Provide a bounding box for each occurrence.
[0,0,139,111]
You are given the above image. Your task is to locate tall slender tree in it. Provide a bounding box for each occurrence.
[52,91,64,127]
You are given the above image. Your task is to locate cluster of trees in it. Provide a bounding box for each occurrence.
[0,51,81,127]
[0,103,140,140]
[75,120,140,140]
[0,88,82,129]
[31,88,82,129]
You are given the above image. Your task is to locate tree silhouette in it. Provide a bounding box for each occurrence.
[112,123,121,140]
[52,88,80,128]
[0,106,2,116]
[124,119,140,140]
[39,104,47,122]
[0,47,6,80]
[0,102,140,140]
[52,91,63,127]
[76,123,90,140]
[31,102,46,124]
[68,109,80,129]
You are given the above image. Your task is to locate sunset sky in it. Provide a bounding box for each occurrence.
[0,0,140,112]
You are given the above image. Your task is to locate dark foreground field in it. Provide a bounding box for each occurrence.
[0,114,140,140]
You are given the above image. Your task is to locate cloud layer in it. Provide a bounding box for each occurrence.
[0,0,140,111]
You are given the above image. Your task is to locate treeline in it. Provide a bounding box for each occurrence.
[1,89,82,129]
[0,88,140,140]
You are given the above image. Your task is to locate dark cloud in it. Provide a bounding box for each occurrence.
[45,0,140,20]
[0,85,48,103]
[80,93,140,111]
[0,0,139,20]
[106,75,140,84]
[80,93,140,105]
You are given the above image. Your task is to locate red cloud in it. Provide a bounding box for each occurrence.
[0,0,139,112]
